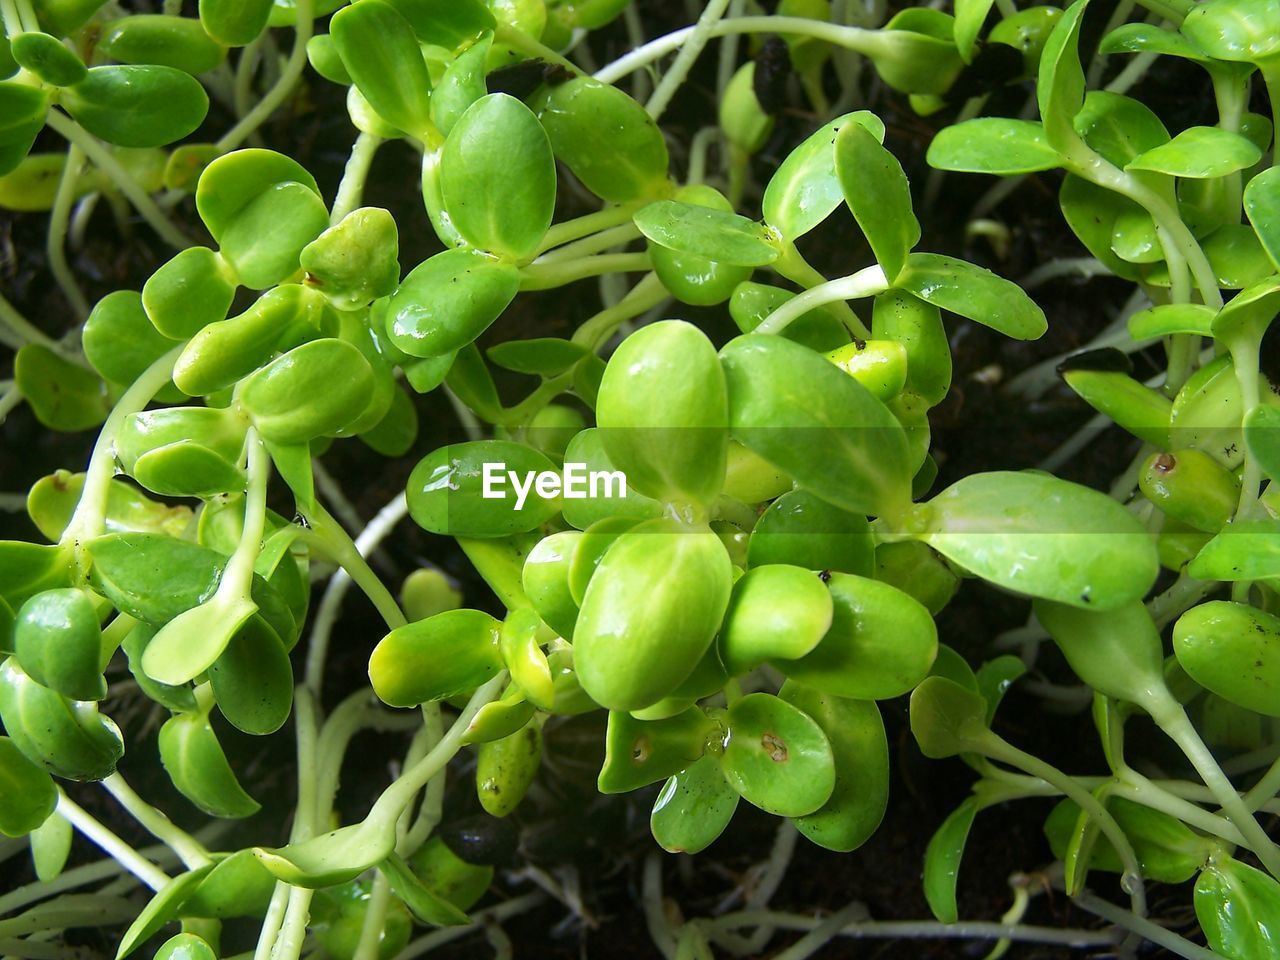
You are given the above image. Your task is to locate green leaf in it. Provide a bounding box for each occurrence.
[923,796,980,923]
[521,531,582,641]
[775,572,937,699]
[427,34,489,136]
[122,624,196,712]
[1036,0,1087,152]
[11,32,86,86]
[720,692,834,817]
[476,721,542,815]
[441,93,555,261]
[1181,0,1280,63]
[0,542,68,609]
[208,616,293,735]
[14,345,109,432]
[634,201,780,267]
[1174,601,1280,718]
[533,76,670,204]
[649,183,751,307]
[953,0,995,62]
[926,118,1061,175]
[1100,22,1210,61]
[406,440,561,538]
[720,334,912,521]
[1074,90,1169,167]
[0,658,123,781]
[1244,167,1280,271]
[574,520,732,712]
[909,675,990,759]
[762,110,885,242]
[650,754,738,854]
[386,248,520,358]
[781,682,888,852]
[331,0,432,138]
[183,850,278,918]
[62,65,208,148]
[29,809,72,881]
[369,609,503,707]
[921,471,1158,609]
[154,934,217,960]
[86,532,291,636]
[1061,368,1172,448]
[379,853,470,926]
[487,337,588,376]
[0,82,48,177]
[175,284,323,397]
[896,253,1046,340]
[1246,405,1280,480]
[406,835,493,911]
[158,712,261,818]
[1126,126,1261,179]
[836,121,919,281]
[99,15,228,73]
[83,290,182,388]
[14,589,105,702]
[1127,302,1216,339]
[195,149,320,242]
[599,706,714,794]
[370,0,490,44]
[241,339,375,444]
[142,246,238,339]
[116,867,212,959]
[975,655,1025,723]
[1194,857,1280,960]
[219,184,330,291]
[255,818,395,888]
[1034,600,1168,710]
[0,736,56,837]
[871,288,952,405]
[745,489,873,575]
[199,0,272,44]
[719,565,833,674]
[597,319,728,507]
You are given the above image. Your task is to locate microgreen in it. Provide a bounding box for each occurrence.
[5,0,1280,957]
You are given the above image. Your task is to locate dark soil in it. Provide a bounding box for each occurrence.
[0,2,1240,957]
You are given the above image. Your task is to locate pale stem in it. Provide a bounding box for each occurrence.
[330,131,384,225]
[645,0,733,122]
[44,111,190,250]
[301,498,408,639]
[572,272,670,350]
[981,737,1147,917]
[217,428,270,602]
[706,910,1118,949]
[538,202,644,255]
[595,17,908,86]
[1073,893,1219,960]
[55,792,170,892]
[371,675,506,820]
[45,144,89,319]
[519,252,652,291]
[0,289,61,353]
[216,0,314,152]
[251,882,292,960]
[532,223,642,264]
[1156,705,1280,878]
[351,872,392,960]
[270,886,315,960]
[101,774,211,868]
[755,264,887,335]
[397,893,547,959]
[60,345,185,553]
